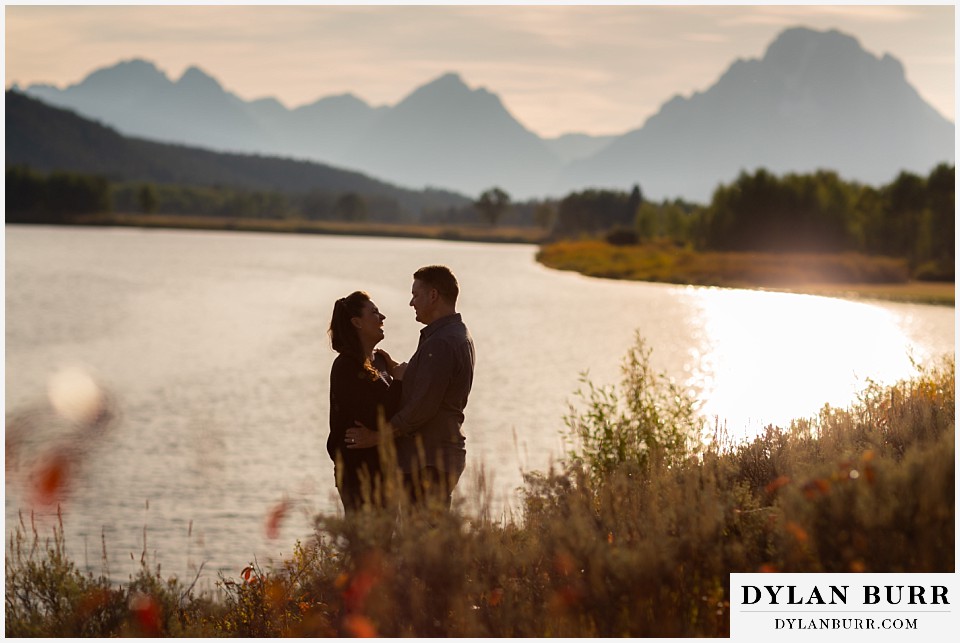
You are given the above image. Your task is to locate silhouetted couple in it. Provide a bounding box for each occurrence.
[326,265,475,515]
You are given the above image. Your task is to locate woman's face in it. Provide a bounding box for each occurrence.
[352,299,386,346]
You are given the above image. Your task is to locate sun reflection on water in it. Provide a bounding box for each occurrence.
[681,287,926,435]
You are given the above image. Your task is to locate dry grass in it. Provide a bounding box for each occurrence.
[537,240,954,305]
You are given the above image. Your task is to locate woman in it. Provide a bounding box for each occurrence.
[327,291,402,514]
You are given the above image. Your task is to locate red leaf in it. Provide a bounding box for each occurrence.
[265,500,291,539]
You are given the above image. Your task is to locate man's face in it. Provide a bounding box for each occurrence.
[409,279,435,325]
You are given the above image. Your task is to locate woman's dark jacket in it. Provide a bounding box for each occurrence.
[327,353,402,475]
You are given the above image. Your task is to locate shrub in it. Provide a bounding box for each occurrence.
[563,331,704,484]
[604,227,639,246]
[5,341,954,637]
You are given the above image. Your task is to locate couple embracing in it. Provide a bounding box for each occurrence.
[326,265,475,515]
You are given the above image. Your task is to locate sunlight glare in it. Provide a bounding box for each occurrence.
[682,288,920,434]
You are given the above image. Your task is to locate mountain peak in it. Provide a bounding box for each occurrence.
[405,72,473,100]
[81,58,168,87]
[763,26,869,68]
[178,66,223,91]
[399,72,498,109]
[429,72,468,88]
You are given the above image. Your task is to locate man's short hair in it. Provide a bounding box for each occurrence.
[414,265,459,304]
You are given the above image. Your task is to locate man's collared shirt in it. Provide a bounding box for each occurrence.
[390,313,475,472]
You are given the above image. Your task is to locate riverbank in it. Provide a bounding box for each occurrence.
[69,212,549,245]
[6,349,954,636]
[537,240,955,306]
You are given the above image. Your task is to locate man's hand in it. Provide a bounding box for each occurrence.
[345,421,380,449]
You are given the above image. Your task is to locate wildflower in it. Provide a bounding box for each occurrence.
[265,499,291,539]
[129,592,162,636]
[802,478,830,499]
[31,451,71,506]
[764,475,790,495]
[343,614,378,637]
[786,521,809,544]
[341,553,385,615]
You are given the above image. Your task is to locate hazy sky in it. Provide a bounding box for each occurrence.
[4,3,955,137]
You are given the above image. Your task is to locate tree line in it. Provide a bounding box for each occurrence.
[6,166,412,224]
[505,164,951,279]
[7,163,953,279]
[4,165,555,229]
[6,166,111,224]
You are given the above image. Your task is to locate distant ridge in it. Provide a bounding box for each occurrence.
[5,90,470,217]
[18,27,955,202]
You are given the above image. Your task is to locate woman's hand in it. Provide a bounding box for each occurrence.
[374,349,406,381]
[345,421,379,449]
[375,348,398,370]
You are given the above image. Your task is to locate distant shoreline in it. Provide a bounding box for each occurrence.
[536,240,955,307]
[13,216,953,306]
[62,212,548,245]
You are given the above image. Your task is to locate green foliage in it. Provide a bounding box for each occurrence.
[546,166,953,281]
[137,183,158,214]
[6,165,110,223]
[334,192,368,222]
[533,200,557,230]
[604,227,639,246]
[474,187,511,227]
[111,182,389,221]
[563,332,704,484]
[554,188,636,236]
[706,169,853,252]
[702,165,955,273]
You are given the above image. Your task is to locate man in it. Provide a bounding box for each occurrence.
[346,265,475,509]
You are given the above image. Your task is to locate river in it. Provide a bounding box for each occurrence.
[4,225,954,583]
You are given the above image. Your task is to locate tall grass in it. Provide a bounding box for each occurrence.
[6,336,954,636]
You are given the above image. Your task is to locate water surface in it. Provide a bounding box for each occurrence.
[5,225,953,581]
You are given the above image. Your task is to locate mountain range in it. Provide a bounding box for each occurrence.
[15,26,955,203]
